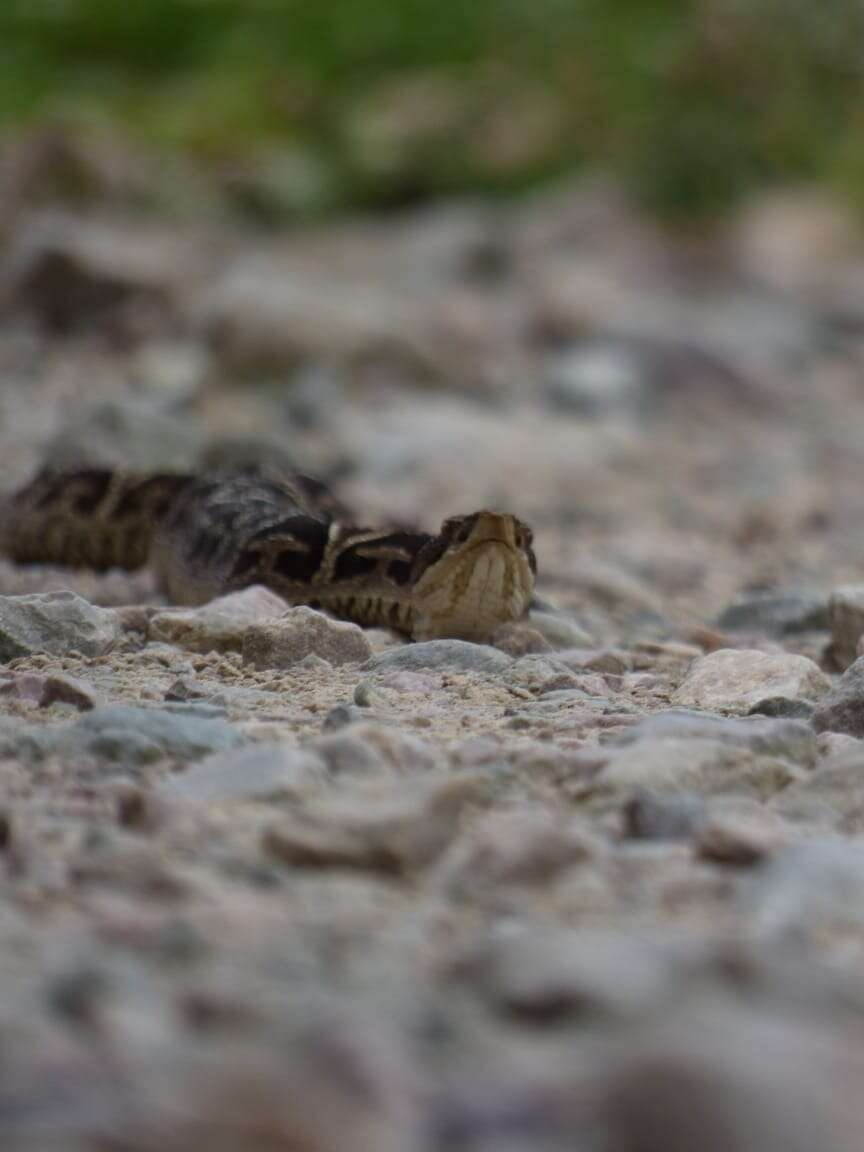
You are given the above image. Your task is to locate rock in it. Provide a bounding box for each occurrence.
[47,395,202,472]
[243,607,372,668]
[491,622,553,656]
[526,609,594,649]
[772,745,864,831]
[582,739,804,805]
[474,927,690,1023]
[0,592,120,661]
[622,790,708,841]
[543,340,656,419]
[438,808,600,902]
[322,703,365,732]
[615,711,819,768]
[813,656,864,737]
[672,649,830,716]
[159,743,325,803]
[743,838,864,937]
[264,773,485,873]
[716,588,829,636]
[695,804,789,866]
[310,722,442,777]
[18,705,245,765]
[747,696,815,720]
[0,671,98,711]
[825,584,864,669]
[502,655,580,695]
[149,586,289,654]
[555,647,631,675]
[364,640,511,675]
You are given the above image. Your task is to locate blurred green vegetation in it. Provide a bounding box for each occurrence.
[1,0,864,218]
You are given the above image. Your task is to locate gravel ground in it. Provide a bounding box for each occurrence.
[3,135,864,1149]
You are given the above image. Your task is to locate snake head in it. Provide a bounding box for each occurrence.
[411,510,536,641]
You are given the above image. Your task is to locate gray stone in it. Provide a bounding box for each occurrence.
[243,606,372,668]
[743,838,864,937]
[149,585,288,654]
[364,640,511,675]
[813,656,864,737]
[716,588,829,636]
[502,655,580,695]
[695,804,789,866]
[826,584,864,668]
[622,790,708,841]
[0,591,120,661]
[159,743,324,803]
[477,928,690,1022]
[543,340,656,419]
[0,671,98,711]
[17,705,245,765]
[526,609,594,649]
[310,722,443,777]
[322,703,364,732]
[672,649,830,716]
[616,710,819,768]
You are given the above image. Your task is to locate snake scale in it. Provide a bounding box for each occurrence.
[0,468,537,642]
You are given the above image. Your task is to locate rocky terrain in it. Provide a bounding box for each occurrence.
[4,132,864,1149]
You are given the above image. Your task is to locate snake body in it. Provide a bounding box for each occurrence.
[1,468,536,641]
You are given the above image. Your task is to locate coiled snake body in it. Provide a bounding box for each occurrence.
[1,468,536,642]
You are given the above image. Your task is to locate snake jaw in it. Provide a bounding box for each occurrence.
[411,510,536,641]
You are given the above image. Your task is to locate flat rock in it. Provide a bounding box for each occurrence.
[812,656,864,737]
[672,649,830,715]
[15,705,245,765]
[616,710,819,767]
[309,722,443,777]
[716,588,829,636]
[159,743,325,803]
[243,606,372,668]
[264,773,486,874]
[825,584,864,669]
[0,591,120,661]
[364,640,511,674]
[0,671,98,711]
[149,585,288,654]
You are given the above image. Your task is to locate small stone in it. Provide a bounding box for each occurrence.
[19,705,245,765]
[491,622,553,657]
[364,640,511,675]
[0,671,98,711]
[623,790,708,841]
[502,655,580,695]
[672,649,830,716]
[149,585,288,654]
[322,703,364,732]
[243,606,372,668]
[526,609,594,649]
[310,722,442,777]
[439,808,600,902]
[716,588,829,636]
[812,655,864,737]
[825,584,864,669]
[695,805,788,866]
[159,743,324,803]
[772,746,864,831]
[476,927,687,1023]
[743,838,864,936]
[0,591,120,660]
[616,711,819,768]
[264,773,486,873]
[543,340,655,419]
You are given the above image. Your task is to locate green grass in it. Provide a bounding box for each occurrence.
[2,0,864,218]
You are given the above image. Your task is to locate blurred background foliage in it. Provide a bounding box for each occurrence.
[2,0,864,219]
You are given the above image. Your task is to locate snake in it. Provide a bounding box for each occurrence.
[0,467,536,642]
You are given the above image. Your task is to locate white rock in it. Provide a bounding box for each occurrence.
[672,649,830,716]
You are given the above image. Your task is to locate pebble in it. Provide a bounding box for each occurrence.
[542,339,656,419]
[743,838,864,937]
[615,710,819,768]
[264,773,486,874]
[364,640,511,674]
[716,588,829,636]
[149,585,289,654]
[825,584,864,669]
[502,655,580,695]
[526,609,594,649]
[672,649,830,716]
[13,705,245,765]
[0,591,120,660]
[243,606,372,668]
[695,804,789,866]
[310,722,443,777]
[158,743,325,803]
[622,790,708,842]
[0,671,98,711]
[812,655,864,737]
